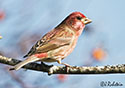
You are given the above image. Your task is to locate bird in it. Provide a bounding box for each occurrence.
[11,12,92,70]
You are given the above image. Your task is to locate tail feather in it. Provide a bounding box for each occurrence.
[12,56,39,70]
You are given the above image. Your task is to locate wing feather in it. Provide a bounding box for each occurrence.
[24,27,73,58]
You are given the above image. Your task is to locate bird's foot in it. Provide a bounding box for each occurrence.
[61,63,71,67]
[61,63,71,73]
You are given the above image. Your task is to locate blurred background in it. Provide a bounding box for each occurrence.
[0,0,125,88]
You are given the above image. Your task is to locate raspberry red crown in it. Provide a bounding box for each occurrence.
[71,12,86,18]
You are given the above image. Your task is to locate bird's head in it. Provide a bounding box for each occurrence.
[65,12,92,36]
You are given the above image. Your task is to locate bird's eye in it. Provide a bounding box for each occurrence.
[76,16,82,20]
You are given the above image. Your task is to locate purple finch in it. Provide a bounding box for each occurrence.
[11,12,92,70]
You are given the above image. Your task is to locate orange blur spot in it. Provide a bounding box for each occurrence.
[92,48,106,61]
[57,74,67,82]
[0,10,5,20]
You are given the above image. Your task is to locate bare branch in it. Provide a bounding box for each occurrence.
[0,55,125,75]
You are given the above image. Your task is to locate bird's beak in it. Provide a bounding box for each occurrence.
[81,17,92,25]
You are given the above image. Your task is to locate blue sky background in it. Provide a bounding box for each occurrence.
[0,0,125,88]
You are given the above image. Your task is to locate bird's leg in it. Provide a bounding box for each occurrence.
[57,58,70,73]
[57,58,70,67]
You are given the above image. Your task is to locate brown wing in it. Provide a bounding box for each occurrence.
[23,27,72,58]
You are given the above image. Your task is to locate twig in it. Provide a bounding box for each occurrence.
[0,55,125,75]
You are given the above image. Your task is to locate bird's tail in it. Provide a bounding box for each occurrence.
[10,56,39,71]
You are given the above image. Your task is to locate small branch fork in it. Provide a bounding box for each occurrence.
[0,55,125,75]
